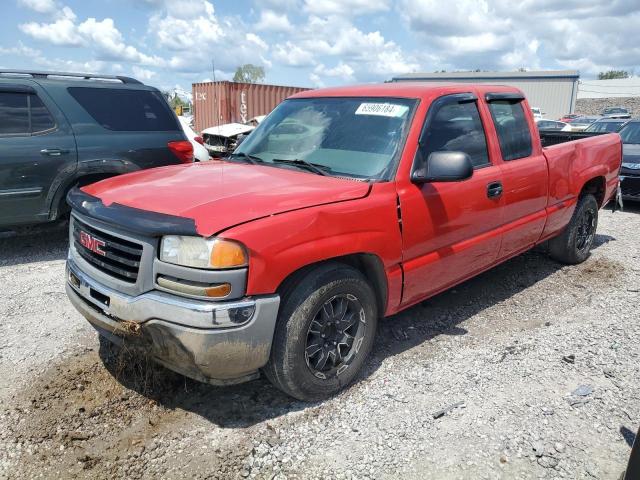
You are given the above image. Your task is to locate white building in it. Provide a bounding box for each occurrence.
[577,78,640,99]
[392,70,580,120]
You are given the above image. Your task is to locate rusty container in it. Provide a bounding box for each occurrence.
[192,81,310,133]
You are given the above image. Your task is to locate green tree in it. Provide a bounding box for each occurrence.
[598,70,629,80]
[233,64,265,83]
[169,95,185,109]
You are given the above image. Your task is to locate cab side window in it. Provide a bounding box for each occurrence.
[421,101,490,168]
[488,100,532,160]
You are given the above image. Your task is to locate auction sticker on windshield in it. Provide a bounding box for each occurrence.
[355,103,409,117]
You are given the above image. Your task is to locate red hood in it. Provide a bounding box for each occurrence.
[82,162,371,237]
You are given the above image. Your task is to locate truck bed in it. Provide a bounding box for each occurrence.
[539,130,608,147]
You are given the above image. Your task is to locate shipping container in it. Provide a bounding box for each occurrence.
[192,81,310,133]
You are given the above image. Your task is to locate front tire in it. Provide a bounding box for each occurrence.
[264,263,378,401]
[549,193,599,264]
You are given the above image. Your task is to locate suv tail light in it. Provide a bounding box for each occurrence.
[168,140,194,163]
[194,136,204,145]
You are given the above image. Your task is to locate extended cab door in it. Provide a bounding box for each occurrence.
[398,93,505,307]
[0,82,77,226]
[484,93,549,258]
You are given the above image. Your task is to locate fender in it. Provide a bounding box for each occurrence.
[220,182,404,314]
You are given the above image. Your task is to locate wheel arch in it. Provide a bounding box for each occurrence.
[580,176,606,207]
[276,253,388,317]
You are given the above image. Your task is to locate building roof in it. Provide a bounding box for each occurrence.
[393,70,580,81]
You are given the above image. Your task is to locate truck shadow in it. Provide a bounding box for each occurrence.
[98,235,615,428]
[0,221,68,267]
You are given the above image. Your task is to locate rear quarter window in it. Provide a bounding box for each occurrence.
[488,100,533,161]
[68,87,178,131]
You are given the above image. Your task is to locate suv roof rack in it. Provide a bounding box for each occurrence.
[0,69,143,85]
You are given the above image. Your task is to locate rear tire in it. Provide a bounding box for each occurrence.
[264,263,378,401]
[549,194,598,264]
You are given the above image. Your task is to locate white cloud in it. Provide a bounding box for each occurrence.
[131,66,156,80]
[255,10,292,32]
[304,0,390,16]
[19,6,83,46]
[314,62,354,80]
[17,0,57,13]
[273,41,315,67]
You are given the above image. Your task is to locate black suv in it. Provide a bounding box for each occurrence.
[0,70,193,229]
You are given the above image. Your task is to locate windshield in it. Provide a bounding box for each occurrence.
[619,122,640,144]
[585,121,625,133]
[233,97,417,180]
[604,108,627,114]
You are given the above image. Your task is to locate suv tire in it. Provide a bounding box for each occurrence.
[264,263,378,401]
[549,194,598,264]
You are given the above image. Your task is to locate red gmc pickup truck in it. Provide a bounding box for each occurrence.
[65,83,621,401]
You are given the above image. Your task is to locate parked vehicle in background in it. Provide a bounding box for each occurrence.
[531,107,544,118]
[535,118,571,132]
[559,113,580,123]
[201,123,254,158]
[0,70,192,229]
[178,116,210,162]
[602,106,631,119]
[65,83,621,401]
[618,119,640,201]
[246,115,266,127]
[567,116,601,131]
[584,117,627,133]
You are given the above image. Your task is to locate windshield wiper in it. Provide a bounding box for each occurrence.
[229,152,265,165]
[272,158,331,176]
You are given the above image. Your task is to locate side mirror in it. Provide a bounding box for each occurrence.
[411,151,473,183]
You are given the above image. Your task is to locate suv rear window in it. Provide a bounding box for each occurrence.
[68,87,178,131]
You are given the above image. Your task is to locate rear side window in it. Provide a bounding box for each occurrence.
[68,87,178,131]
[0,92,56,135]
[30,95,55,133]
[0,92,29,134]
[488,100,532,160]
[421,100,490,167]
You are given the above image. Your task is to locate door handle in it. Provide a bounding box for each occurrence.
[40,148,70,157]
[487,181,503,198]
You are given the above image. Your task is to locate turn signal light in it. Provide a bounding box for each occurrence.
[204,283,232,298]
[210,239,248,269]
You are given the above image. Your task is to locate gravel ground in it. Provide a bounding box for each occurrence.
[576,97,640,116]
[0,206,639,479]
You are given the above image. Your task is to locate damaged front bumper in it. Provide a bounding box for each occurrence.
[66,259,280,385]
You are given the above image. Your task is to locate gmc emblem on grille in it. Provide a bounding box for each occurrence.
[79,231,106,256]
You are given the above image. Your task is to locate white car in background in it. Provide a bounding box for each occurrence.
[178,116,210,162]
[201,123,255,157]
[531,107,544,119]
[535,118,572,132]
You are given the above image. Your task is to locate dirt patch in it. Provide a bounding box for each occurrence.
[0,345,255,479]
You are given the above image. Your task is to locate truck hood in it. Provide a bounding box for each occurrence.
[82,162,371,237]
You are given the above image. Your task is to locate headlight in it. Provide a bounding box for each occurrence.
[160,236,248,269]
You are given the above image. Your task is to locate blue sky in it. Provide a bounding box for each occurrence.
[1,0,639,94]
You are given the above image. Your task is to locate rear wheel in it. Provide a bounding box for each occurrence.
[264,263,378,401]
[549,193,598,264]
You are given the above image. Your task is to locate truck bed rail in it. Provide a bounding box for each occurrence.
[540,130,607,148]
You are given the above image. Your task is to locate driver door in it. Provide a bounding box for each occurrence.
[398,94,505,306]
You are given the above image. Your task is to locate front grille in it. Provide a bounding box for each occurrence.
[72,218,143,283]
[621,174,640,198]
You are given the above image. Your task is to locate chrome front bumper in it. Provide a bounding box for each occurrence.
[66,258,280,385]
